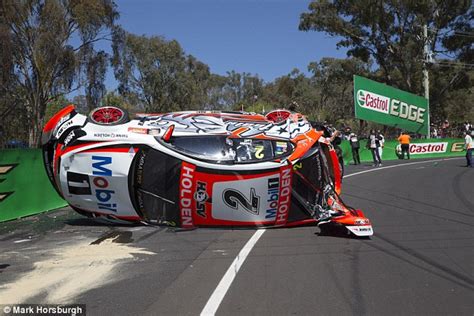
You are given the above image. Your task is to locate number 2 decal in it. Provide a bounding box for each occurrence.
[223,188,260,215]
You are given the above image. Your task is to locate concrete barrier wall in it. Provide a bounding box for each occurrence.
[340,138,466,165]
[0,149,66,222]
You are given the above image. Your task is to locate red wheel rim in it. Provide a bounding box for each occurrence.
[265,110,291,123]
[91,107,124,124]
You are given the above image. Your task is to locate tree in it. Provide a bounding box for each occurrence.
[220,71,263,110]
[299,0,473,99]
[84,49,108,111]
[308,57,370,121]
[205,74,227,110]
[263,69,319,118]
[112,30,212,113]
[45,95,70,122]
[429,65,473,125]
[0,0,118,147]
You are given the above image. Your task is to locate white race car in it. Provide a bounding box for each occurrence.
[42,105,373,236]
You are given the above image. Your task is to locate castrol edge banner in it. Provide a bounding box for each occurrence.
[354,75,429,135]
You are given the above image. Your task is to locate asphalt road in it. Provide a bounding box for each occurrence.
[0,157,473,315]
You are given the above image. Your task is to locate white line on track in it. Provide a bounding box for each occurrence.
[200,229,265,316]
[200,157,462,315]
[344,157,462,179]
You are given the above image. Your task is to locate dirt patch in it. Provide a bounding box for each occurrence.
[0,236,155,304]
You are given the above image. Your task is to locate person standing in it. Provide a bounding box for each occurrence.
[464,129,474,167]
[464,121,471,133]
[349,132,360,165]
[367,129,382,166]
[377,130,385,161]
[398,131,411,159]
[441,120,449,138]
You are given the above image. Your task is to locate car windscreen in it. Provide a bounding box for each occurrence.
[232,138,292,162]
[163,136,293,163]
[168,136,234,161]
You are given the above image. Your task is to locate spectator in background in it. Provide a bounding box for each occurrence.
[343,126,351,140]
[367,129,382,167]
[377,130,385,160]
[464,128,474,167]
[398,131,411,159]
[441,120,450,138]
[464,121,472,133]
[288,101,299,112]
[349,131,360,165]
[430,124,438,138]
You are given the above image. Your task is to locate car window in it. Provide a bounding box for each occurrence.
[168,136,235,161]
[164,136,293,163]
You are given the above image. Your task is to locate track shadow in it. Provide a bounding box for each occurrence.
[0,263,10,273]
[90,230,134,244]
[64,217,142,227]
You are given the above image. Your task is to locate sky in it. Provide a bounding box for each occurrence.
[97,0,348,93]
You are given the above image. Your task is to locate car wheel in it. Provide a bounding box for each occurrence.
[89,106,129,125]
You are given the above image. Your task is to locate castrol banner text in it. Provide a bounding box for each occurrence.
[354,75,429,135]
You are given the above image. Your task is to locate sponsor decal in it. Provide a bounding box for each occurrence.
[275,141,289,156]
[0,164,18,203]
[63,130,76,146]
[265,177,279,219]
[93,132,129,138]
[92,156,112,176]
[346,225,373,236]
[356,89,389,114]
[389,99,425,123]
[357,89,426,124]
[56,113,71,128]
[179,162,195,227]
[67,172,91,195]
[409,142,448,154]
[451,142,465,152]
[91,156,117,212]
[194,181,208,218]
[135,152,146,212]
[56,120,73,138]
[223,188,261,215]
[275,165,292,226]
[128,127,149,134]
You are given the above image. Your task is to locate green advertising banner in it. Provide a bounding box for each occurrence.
[354,75,429,135]
[340,138,465,165]
[0,149,67,222]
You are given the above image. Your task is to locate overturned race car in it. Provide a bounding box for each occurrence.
[42,105,373,236]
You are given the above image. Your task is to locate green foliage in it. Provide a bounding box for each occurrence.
[112,29,212,113]
[1,0,472,148]
[0,0,118,147]
[45,95,70,123]
[299,0,473,94]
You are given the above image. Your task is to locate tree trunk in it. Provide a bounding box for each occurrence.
[28,98,46,148]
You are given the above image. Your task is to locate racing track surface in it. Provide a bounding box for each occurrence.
[0,158,473,315]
